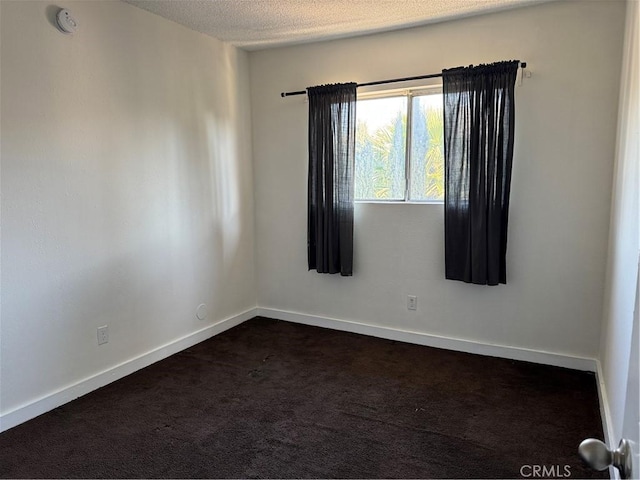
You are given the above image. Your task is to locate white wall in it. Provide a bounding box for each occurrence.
[250,1,625,359]
[599,0,639,444]
[1,1,256,423]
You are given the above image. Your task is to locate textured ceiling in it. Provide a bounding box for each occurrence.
[123,0,544,50]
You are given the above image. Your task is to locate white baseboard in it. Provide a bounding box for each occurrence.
[594,360,618,479]
[0,308,258,433]
[257,307,598,372]
[595,360,615,443]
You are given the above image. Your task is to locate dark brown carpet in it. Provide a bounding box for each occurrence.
[0,317,606,479]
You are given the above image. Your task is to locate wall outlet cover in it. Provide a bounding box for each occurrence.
[97,325,109,345]
[407,295,418,311]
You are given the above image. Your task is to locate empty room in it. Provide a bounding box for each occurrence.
[1,0,638,478]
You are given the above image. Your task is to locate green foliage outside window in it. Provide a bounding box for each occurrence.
[355,91,444,202]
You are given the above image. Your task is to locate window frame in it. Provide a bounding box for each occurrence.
[354,84,444,205]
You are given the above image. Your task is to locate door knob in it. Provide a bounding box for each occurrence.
[579,438,633,479]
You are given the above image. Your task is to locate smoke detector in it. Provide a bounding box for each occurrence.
[56,9,78,34]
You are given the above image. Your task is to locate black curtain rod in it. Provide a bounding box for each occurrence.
[280,61,527,97]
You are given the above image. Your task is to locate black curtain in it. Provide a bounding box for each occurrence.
[442,61,519,285]
[307,83,357,276]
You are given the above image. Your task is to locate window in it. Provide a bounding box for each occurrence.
[354,88,444,202]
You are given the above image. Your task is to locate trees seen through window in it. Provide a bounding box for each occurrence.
[355,89,444,202]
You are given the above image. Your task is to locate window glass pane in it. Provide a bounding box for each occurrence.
[409,93,444,201]
[355,96,407,200]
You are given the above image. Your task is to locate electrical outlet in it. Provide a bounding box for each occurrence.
[97,325,109,345]
[407,295,418,311]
